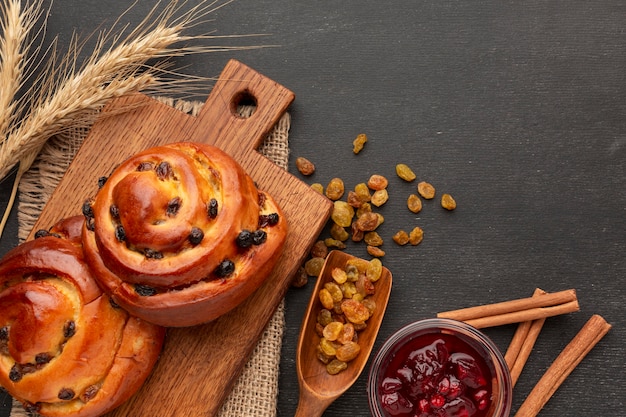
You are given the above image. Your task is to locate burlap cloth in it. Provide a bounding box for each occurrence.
[11,99,290,417]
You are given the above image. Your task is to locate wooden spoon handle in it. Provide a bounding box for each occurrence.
[294,386,333,417]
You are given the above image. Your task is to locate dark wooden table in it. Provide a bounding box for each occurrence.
[1,1,624,416]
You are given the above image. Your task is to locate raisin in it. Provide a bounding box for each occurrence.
[317,309,334,327]
[364,232,383,246]
[97,176,108,188]
[110,204,120,219]
[310,183,324,194]
[144,249,163,259]
[236,230,254,248]
[166,197,182,217]
[354,183,372,203]
[310,240,329,258]
[207,198,219,218]
[355,212,380,232]
[367,174,388,191]
[407,194,423,213]
[9,364,22,382]
[331,201,354,228]
[291,266,309,288]
[371,189,389,207]
[330,223,350,242]
[0,327,8,341]
[409,226,424,245]
[258,192,267,208]
[156,161,172,180]
[259,213,280,227]
[295,156,316,175]
[135,285,157,296]
[215,260,235,277]
[393,230,409,245]
[86,217,95,232]
[318,289,335,310]
[417,181,436,199]
[367,245,386,258]
[81,385,99,402]
[396,163,416,182]
[82,200,94,219]
[331,267,348,285]
[137,161,153,171]
[352,133,368,154]
[323,322,344,341]
[367,258,384,282]
[305,257,325,277]
[336,341,361,362]
[35,353,52,365]
[341,299,370,324]
[441,193,457,210]
[115,225,126,242]
[324,282,344,303]
[34,229,50,239]
[63,321,76,338]
[188,228,204,245]
[327,359,348,375]
[109,298,121,309]
[324,238,346,249]
[337,323,356,344]
[58,388,75,401]
[252,230,267,245]
[325,178,345,201]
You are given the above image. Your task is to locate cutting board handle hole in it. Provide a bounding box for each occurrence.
[231,89,257,119]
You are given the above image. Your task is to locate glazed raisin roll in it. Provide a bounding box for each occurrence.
[81,142,288,327]
[0,216,165,417]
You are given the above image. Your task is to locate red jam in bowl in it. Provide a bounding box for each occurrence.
[368,319,512,417]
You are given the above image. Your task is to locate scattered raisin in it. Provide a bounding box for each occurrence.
[295,157,316,176]
[354,212,380,232]
[396,163,416,182]
[331,201,354,228]
[310,183,324,194]
[409,226,424,245]
[304,257,325,277]
[364,232,383,246]
[352,133,368,154]
[417,181,436,199]
[325,178,345,201]
[324,238,346,249]
[291,266,309,288]
[371,189,389,207]
[441,193,457,210]
[330,223,350,242]
[407,194,423,213]
[367,174,388,191]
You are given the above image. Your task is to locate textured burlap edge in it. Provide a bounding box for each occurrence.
[11,98,289,417]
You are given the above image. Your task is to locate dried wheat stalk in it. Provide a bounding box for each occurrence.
[0,0,258,237]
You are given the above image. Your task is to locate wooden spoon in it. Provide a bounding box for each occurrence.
[295,250,393,417]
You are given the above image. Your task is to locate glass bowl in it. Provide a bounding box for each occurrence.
[367,318,512,417]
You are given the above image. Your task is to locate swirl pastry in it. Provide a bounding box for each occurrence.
[81,142,288,327]
[0,216,165,417]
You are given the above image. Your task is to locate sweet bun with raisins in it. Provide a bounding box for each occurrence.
[0,216,165,417]
[81,142,288,327]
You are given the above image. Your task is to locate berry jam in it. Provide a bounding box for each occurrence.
[368,319,512,417]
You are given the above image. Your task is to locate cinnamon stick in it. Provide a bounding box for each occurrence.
[437,289,579,329]
[504,289,547,387]
[514,314,612,417]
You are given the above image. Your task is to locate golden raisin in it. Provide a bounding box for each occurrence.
[354,183,371,203]
[355,212,380,232]
[331,267,348,284]
[366,258,383,282]
[326,359,348,375]
[367,174,388,191]
[417,181,436,199]
[393,230,410,245]
[364,231,383,246]
[323,321,344,341]
[295,156,315,175]
[441,193,457,210]
[318,289,335,310]
[346,258,370,273]
[347,191,363,208]
[337,322,356,344]
[341,299,370,324]
[326,178,345,200]
[331,201,354,227]
[305,257,325,276]
[352,133,368,154]
[330,223,350,241]
[367,246,385,257]
[324,238,346,249]
[311,183,323,194]
[310,240,328,259]
[396,163,416,182]
[409,226,424,245]
[291,266,308,288]
[356,202,372,218]
[361,297,377,315]
[319,338,339,356]
[407,194,422,213]
[335,341,361,362]
[317,309,333,326]
[371,189,389,207]
[324,282,344,303]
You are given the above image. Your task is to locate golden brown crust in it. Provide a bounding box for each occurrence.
[0,216,165,417]
[81,142,288,327]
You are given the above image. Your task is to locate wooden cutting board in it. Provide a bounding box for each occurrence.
[29,59,333,416]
